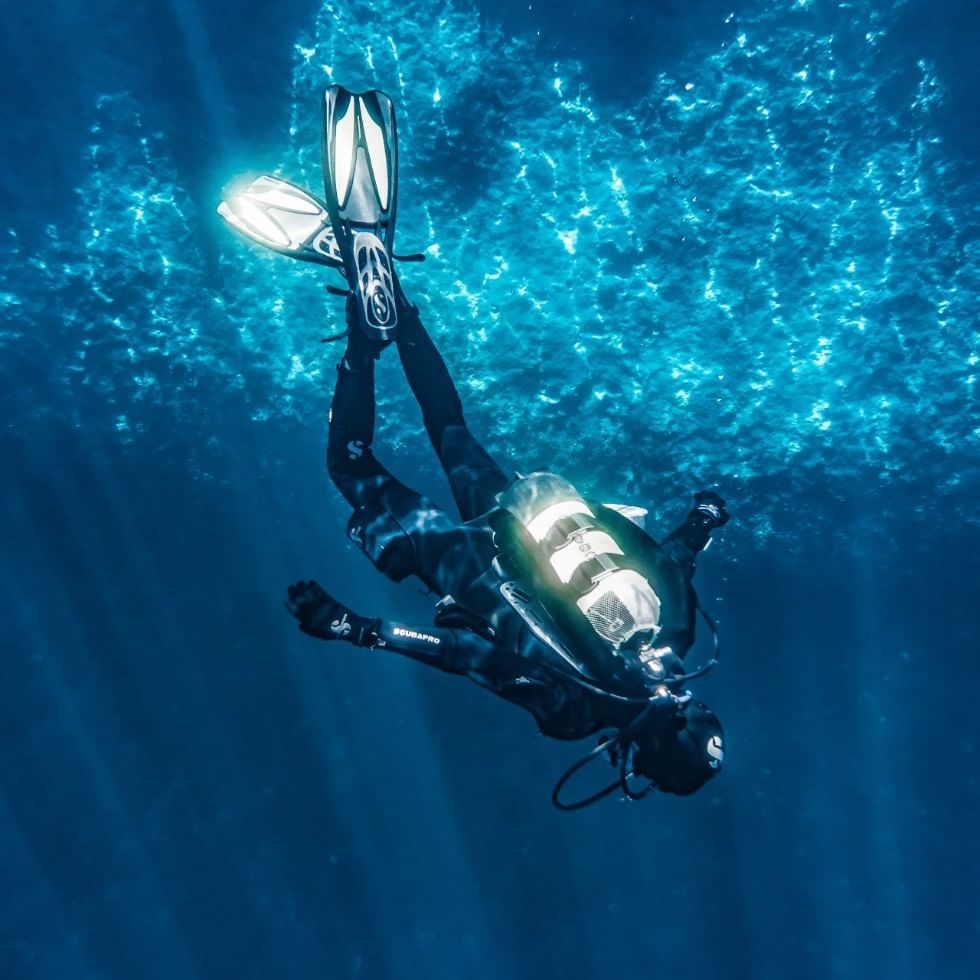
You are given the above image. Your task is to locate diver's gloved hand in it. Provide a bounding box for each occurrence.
[691,491,730,528]
[285,580,378,645]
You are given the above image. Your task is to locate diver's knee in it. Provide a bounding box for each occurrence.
[346,501,417,582]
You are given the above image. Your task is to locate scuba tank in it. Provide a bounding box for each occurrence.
[443,472,723,810]
[491,472,667,692]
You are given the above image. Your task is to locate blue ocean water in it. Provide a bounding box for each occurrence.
[1,0,978,977]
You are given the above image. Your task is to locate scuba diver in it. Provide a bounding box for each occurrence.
[219,86,730,808]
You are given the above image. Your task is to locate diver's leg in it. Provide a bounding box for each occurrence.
[325,322,389,509]
[326,318,475,593]
[395,301,511,520]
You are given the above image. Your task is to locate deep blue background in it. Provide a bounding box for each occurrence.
[2,1,979,978]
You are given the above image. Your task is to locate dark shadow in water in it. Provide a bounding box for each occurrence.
[887,0,980,162]
[0,0,313,246]
[475,0,737,99]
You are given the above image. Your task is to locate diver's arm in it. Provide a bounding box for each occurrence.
[285,580,498,674]
[367,620,500,673]
[285,582,601,739]
[662,491,730,576]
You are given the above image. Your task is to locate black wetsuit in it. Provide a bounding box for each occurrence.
[324,301,718,742]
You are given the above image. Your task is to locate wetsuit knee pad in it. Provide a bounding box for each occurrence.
[346,501,417,582]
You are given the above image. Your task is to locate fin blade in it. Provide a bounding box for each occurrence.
[322,86,397,239]
[238,199,291,247]
[360,101,390,212]
[331,95,357,210]
[217,175,341,268]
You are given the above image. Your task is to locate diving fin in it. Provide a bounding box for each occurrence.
[322,85,402,342]
[217,174,342,269]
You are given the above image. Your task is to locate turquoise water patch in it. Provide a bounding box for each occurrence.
[2,0,977,542]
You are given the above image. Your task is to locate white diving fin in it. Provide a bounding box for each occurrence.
[322,86,403,341]
[217,174,342,269]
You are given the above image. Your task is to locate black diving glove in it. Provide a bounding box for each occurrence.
[691,491,730,528]
[285,580,378,645]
